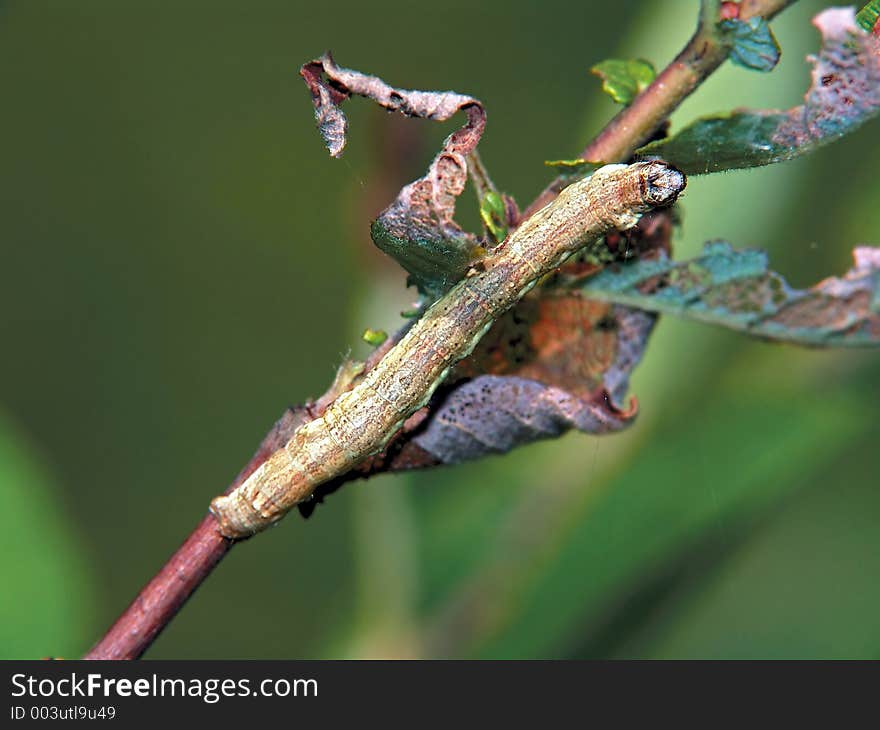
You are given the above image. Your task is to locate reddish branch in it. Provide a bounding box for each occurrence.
[524,0,797,217]
[82,0,797,660]
[82,431,267,659]
[84,522,226,660]
[83,335,437,659]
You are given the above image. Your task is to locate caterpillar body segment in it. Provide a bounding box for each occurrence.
[210,162,685,538]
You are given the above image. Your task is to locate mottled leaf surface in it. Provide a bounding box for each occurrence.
[299,212,678,513]
[638,8,880,173]
[580,241,880,347]
[301,54,487,298]
[413,298,656,464]
[479,191,508,244]
[398,213,676,466]
[720,17,781,72]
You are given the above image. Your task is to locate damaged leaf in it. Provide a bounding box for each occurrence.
[719,17,781,73]
[302,212,677,511]
[580,241,880,347]
[637,8,880,173]
[591,59,656,105]
[301,53,487,299]
[412,297,656,464]
[403,210,677,465]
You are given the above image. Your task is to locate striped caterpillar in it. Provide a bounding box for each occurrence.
[210,162,685,538]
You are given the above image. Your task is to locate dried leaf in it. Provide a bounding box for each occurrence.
[544,208,676,287]
[720,17,781,73]
[302,213,677,510]
[591,59,657,105]
[407,210,677,465]
[580,241,880,347]
[413,298,656,464]
[638,8,880,173]
[301,53,487,298]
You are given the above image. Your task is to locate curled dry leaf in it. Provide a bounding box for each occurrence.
[301,53,487,298]
[580,241,880,347]
[274,300,653,514]
[638,7,880,173]
[413,301,654,464]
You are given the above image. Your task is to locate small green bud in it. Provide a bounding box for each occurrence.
[362,328,388,347]
[479,191,508,244]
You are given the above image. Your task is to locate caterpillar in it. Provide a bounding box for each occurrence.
[210,162,685,539]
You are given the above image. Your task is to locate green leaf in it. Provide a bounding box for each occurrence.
[0,409,95,658]
[590,59,656,105]
[370,219,477,300]
[609,439,880,658]
[638,8,880,174]
[479,191,508,244]
[720,17,781,72]
[856,0,880,32]
[637,112,788,173]
[543,158,600,177]
[361,328,388,347]
[579,242,880,348]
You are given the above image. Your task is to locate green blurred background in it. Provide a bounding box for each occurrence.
[1,0,878,659]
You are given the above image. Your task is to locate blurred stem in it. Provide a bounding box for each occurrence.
[466,150,499,203]
[349,481,421,658]
[523,0,799,217]
[468,150,510,244]
[700,0,722,31]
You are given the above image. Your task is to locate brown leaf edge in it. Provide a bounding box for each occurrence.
[301,53,489,296]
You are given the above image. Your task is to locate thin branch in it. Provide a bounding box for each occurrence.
[84,336,411,660]
[83,0,797,660]
[81,416,289,660]
[524,0,798,217]
[466,150,499,204]
[81,426,393,659]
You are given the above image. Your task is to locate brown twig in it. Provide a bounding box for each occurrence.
[83,518,229,660]
[81,416,283,659]
[82,0,798,660]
